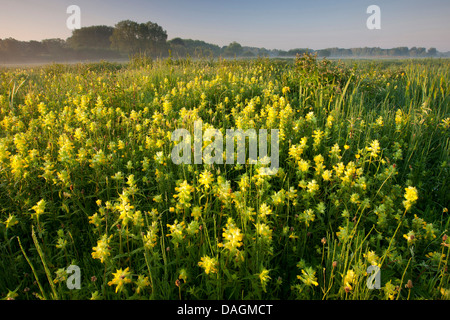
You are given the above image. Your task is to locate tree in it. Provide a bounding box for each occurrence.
[223,41,243,57]
[67,25,114,49]
[110,20,168,55]
[317,49,331,58]
[427,47,437,57]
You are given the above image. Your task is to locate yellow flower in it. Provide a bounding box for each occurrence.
[383,280,398,300]
[329,143,341,159]
[441,288,450,300]
[198,256,218,275]
[179,268,188,282]
[219,218,243,253]
[199,169,214,190]
[307,179,319,194]
[312,130,324,147]
[4,214,19,229]
[282,86,290,94]
[108,267,132,293]
[258,203,272,219]
[259,269,271,292]
[31,199,46,220]
[298,209,315,227]
[322,170,332,181]
[173,180,194,208]
[88,212,104,228]
[343,269,356,290]
[92,234,112,263]
[166,220,185,244]
[404,186,418,203]
[297,267,319,287]
[364,250,380,267]
[403,186,418,211]
[297,159,310,173]
[134,275,150,294]
[366,139,381,158]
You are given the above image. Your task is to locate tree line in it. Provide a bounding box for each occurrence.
[0,19,446,63]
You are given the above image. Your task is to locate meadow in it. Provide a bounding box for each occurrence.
[0,54,449,300]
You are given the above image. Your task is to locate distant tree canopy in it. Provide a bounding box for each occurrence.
[67,25,114,49]
[0,18,446,63]
[223,41,243,57]
[110,20,168,54]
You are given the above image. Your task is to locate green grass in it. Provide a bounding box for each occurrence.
[0,55,449,300]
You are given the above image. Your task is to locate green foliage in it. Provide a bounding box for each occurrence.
[0,57,448,300]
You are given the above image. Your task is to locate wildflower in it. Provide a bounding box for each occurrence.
[179,269,188,282]
[403,231,416,244]
[255,222,272,242]
[91,234,112,263]
[312,130,324,148]
[259,269,271,292]
[322,170,332,181]
[403,186,418,211]
[214,176,233,206]
[153,194,162,203]
[258,203,272,219]
[383,280,398,300]
[425,251,445,265]
[31,199,46,220]
[186,220,200,236]
[4,214,19,229]
[307,179,319,194]
[326,115,334,128]
[298,209,315,227]
[343,269,356,291]
[329,143,341,159]
[55,237,68,250]
[271,189,286,206]
[395,109,405,129]
[333,162,345,177]
[173,180,194,208]
[366,140,381,158]
[53,268,68,284]
[108,267,132,293]
[350,193,360,204]
[166,220,185,245]
[364,251,380,267]
[219,218,243,253]
[305,111,316,124]
[134,275,150,294]
[282,86,290,94]
[441,288,450,300]
[191,206,202,220]
[199,169,214,190]
[375,116,384,127]
[88,212,104,228]
[297,267,319,287]
[198,256,218,275]
[297,159,310,173]
[143,221,159,249]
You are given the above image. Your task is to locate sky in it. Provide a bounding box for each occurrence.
[0,0,449,51]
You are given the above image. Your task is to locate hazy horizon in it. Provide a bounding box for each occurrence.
[1,0,449,52]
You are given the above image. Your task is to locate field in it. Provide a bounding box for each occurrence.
[0,54,449,300]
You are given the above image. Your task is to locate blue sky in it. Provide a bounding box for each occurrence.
[1,0,449,51]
